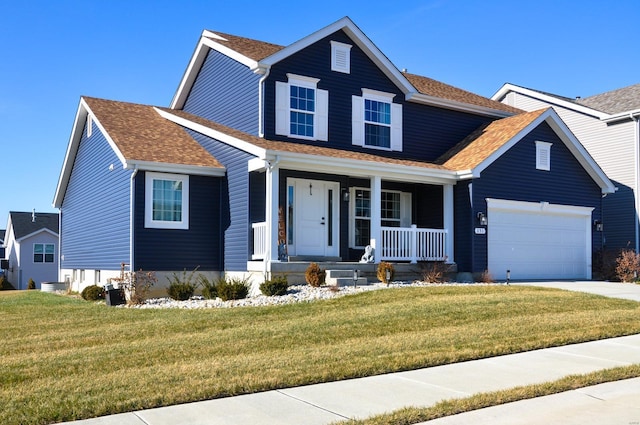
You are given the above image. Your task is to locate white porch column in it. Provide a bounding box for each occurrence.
[370,176,382,264]
[443,183,455,263]
[265,162,280,266]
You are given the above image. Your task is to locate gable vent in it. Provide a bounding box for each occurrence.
[331,41,352,74]
[536,141,552,171]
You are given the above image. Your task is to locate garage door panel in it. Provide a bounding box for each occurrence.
[488,203,590,280]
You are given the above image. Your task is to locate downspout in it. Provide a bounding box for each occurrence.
[633,113,640,253]
[129,167,138,273]
[257,67,271,138]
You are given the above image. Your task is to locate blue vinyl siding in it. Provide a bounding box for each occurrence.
[134,172,223,271]
[60,120,130,270]
[263,30,493,162]
[602,182,636,250]
[186,129,254,271]
[464,122,603,273]
[183,49,261,135]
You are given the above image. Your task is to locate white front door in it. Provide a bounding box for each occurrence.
[288,178,339,257]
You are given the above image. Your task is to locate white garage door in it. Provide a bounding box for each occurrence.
[487,199,593,281]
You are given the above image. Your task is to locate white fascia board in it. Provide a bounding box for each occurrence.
[259,17,414,95]
[170,32,258,110]
[16,228,59,243]
[53,98,127,208]
[492,83,609,120]
[123,160,225,177]
[272,151,456,185]
[155,108,267,158]
[407,92,514,118]
[602,109,640,124]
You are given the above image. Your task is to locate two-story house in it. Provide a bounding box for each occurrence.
[54,17,614,291]
[493,83,639,253]
[3,211,59,289]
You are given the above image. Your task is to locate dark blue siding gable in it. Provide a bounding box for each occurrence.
[134,172,223,271]
[467,122,603,273]
[183,49,261,135]
[61,120,130,270]
[263,30,494,162]
[186,129,255,271]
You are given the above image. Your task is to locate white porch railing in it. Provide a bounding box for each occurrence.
[252,222,267,260]
[252,222,447,263]
[381,225,447,263]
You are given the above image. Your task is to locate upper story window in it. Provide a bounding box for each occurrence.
[352,89,402,151]
[536,141,552,171]
[276,74,328,141]
[331,41,352,74]
[34,243,55,263]
[145,172,189,230]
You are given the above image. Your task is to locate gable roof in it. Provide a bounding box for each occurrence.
[0,229,5,243]
[576,83,640,115]
[8,212,59,241]
[492,82,640,122]
[437,108,615,193]
[53,97,225,208]
[172,17,520,118]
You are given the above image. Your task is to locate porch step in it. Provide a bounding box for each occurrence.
[288,255,342,262]
[326,269,368,287]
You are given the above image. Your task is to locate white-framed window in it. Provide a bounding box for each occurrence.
[350,188,412,248]
[352,89,402,151]
[275,74,328,141]
[145,172,189,230]
[34,243,55,263]
[331,41,352,74]
[536,141,552,171]
[95,270,101,284]
[80,269,85,282]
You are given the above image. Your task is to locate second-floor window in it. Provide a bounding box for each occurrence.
[34,243,55,263]
[276,74,328,141]
[353,88,402,151]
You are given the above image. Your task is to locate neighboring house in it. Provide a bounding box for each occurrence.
[3,212,59,289]
[0,229,5,260]
[493,83,640,253]
[54,17,614,289]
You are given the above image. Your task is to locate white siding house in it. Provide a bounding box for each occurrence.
[493,83,640,252]
[3,212,59,289]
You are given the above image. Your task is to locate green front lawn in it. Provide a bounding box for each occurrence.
[1,285,639,425]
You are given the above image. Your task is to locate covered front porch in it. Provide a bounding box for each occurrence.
[248,157,456,277]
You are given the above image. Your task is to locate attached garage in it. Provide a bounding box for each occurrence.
[487,198,593,281]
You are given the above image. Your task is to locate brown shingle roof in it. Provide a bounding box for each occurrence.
[403,72,522,115]
[437,108,549,171]
[84,97,223,169]
[161,108,449,171]
[204,31,284,61]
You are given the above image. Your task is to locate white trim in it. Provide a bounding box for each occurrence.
[486,198,594,217]
[16,228,58,243]
[144,172,190,230]
[407,92,515,118]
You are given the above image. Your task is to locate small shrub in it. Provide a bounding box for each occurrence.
[421,261,447,283]
[166,268,199,301]
[112,270,157,304]
[81,285,105,301]
[198,274,218,299]
[260,275,289,296]
[377,261,395,284]
[27,278,36,290]
[216,276,250,301]
[0,276,15,290]
[305,263,325,287]
[478,269,494,283]
[615,249,640,283]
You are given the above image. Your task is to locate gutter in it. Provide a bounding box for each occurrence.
[129,167,138,273]
[633,113,640,253]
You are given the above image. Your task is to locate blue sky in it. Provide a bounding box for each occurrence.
[1,0,638,228]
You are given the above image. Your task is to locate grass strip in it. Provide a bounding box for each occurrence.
[336,364,640,425]
[1,286,639,425]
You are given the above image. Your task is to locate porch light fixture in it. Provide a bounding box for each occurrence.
[593,219,603,232]
[342,190,350,202]
[477,212,488,226]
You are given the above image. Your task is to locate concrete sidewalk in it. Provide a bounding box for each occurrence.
[65,281,640,425]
